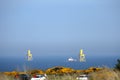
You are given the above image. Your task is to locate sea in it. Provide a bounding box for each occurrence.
[0,56,119,72]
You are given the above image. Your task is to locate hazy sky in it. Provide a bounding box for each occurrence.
[0,0,120,58]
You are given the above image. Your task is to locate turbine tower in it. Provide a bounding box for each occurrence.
[27,49,32,61]
[79,49,86,62]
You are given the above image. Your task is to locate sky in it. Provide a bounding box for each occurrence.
[0,0,120,58]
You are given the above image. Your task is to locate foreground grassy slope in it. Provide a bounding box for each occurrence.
[1,67,120,80]
[89,68,120,80]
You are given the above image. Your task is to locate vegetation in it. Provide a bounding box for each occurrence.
[1,67,120,80]
[115,59,120,71]
[89,68,120,80]
[45,66,75,75]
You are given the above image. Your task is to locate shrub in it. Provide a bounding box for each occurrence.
[28,69,44,76]
[115,59,120,71]
[45,66,75,75]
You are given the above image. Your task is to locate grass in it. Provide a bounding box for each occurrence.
[89,68,120,80]
[48,74,77,80]
[47,69,120,80]
[0,73,13,80]
[1,68,120,80]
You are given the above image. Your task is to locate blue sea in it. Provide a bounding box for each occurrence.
[0,56,119,72]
